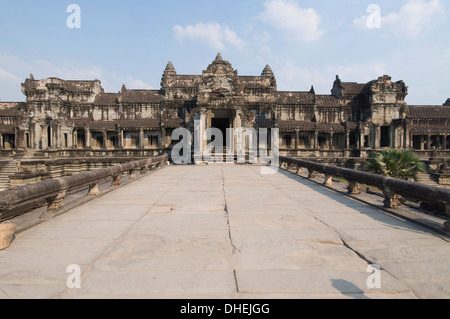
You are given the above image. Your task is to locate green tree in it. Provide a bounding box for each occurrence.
[363,149,426,208]
[363,149,425,182]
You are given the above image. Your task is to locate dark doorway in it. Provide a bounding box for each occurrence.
[25,133,30,148]
[77,130,85,148]
[3,134,15,149]
[381,126,390,148]
[47,126,52,148]
[211,118,230,146]
[349,133,357,148]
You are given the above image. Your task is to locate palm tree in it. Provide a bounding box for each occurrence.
[363,149,426,182]
[363,149,426,208]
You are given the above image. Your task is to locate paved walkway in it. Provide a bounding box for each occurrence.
[1,165,449,299]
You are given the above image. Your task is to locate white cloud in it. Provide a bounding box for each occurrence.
[259,0,324,43]
[0,68,22,83]
[173,23,245,51]
[354,0,444,37]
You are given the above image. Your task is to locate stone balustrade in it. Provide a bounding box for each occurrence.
[0,154,168,221]
[279,156,450,230]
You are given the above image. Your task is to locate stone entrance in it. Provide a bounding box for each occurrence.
[209,109,233,148]
[211,117,230,146]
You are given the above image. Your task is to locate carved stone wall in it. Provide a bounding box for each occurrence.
[0,54,448,157]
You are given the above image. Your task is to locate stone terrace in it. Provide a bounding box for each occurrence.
[0,165,449,299]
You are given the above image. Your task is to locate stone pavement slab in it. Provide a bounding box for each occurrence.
[0,165,449,299]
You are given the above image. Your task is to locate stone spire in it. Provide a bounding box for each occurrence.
[163,61,177,77]
[261,64,274,77]
[161,61,177,88]
[215,53,223,61]
[310,85,315,95]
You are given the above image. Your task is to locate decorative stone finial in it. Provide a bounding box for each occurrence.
[310,85,315,95]
[121,84,127,93]
[261,64,274,77]
[30,73,35,80]
[215,53,223,61]
[164,61,177,76]
[161,61,177,88]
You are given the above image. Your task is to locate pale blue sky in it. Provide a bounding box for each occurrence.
[0,0,449,105]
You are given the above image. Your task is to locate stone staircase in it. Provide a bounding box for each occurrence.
[417,158,450,188]
[0,160,18,191]
[206,147,235,163]
[417,171,439,186]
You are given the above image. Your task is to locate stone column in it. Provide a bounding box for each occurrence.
[102,130,107,149]
[404,124,410,150]
[345,130,350,149]
[118,129,124,149]
[232,110,240,153]
[314,130,318,149]
[52,125,58,148]
[374,125,381,149]
[66,131,72,148]
[295,129,299,150]
[29,123,36,149]
[0,133,3,149]
[161,127,166,148]
[56,124,62,148]
[200,109,206,152]
[427,134,431,150]
[139,128,145,149]
[17,130,25,149]
[359,129,364,150]
[85,127,91,148]
[72,130,77,149]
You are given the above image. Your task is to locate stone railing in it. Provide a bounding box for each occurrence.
[279,156,450,230]
[0,154,169,221]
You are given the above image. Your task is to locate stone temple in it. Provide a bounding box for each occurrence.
[1,53,449,161]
